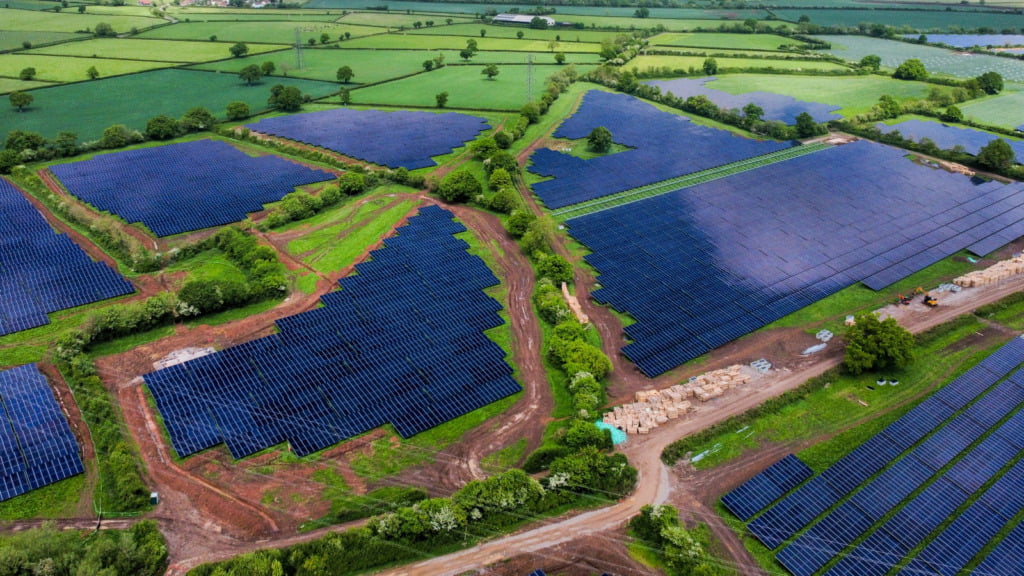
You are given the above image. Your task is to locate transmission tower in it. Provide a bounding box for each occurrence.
[294,28,304,70]
[526,54,534,102]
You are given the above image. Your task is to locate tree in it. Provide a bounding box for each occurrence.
[634,6,650,17]
[100,124,131,149]
[180,107,215,132]
[9,91,33,112]
[229,42,249,58]
[86,66,99,79]
[507,210,536,238]
[336,65,354,83]
[433,53,445,69]
[53,131,78,157]
[320,32,330,44]
[555,51,566,64]
[742,102,764,125]
[482,64,500,80]
[466,38,478,53]
[413,20,422,29]
[261,60,276,76]
[516,30,525,39]
[530,16,548,29]
[563,420,613,451]
[875,94,902,119]
[520,102,540,123]
[859,54,882,71]
[19,67,36,81]
[337,172,366,195]
[5,130,46,153]
[480,28,486,37]
[794,112,820,138]
[489,167,512,190]
[459,48,474,61]
[78,4,85,12]
[145,115,179,140]
[447,18,453,24]
[422,59,434,71]
[977,138,1016,171]
[239,64,262,86]
[493,130,512,149]
[843,313,914,374]
[587,126,613,153]
[941,105,963,123]
[537,253,573,284]
[435,91,449,108]
[976,71,1004,95]
[226,101,251,121]
[486,150,516,174]
[702,57,718,75]
[893,58,928,80]
[340,88,352,105]
[268,84,303,112]
[437,169,481,203]
[94,22,115,37]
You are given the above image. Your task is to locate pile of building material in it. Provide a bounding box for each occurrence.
[603,365,751,434]
[955,255,1024,287]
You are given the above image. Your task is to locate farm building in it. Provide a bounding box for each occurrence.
[492,13,556,27]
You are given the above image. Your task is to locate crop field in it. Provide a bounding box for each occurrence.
[26,38,289,63]
[776,8,1024,31]
[352,64,595,109]
[341,33,601,53]
[960,87,1024,130]
[338,11,475,27]
[308,0,769,19]
[0,69,338,140]
[557,15,791,31]
[0,30,85,51]
[700,73,936,116]
[818,35,1024,81]
[648,32,804,51]
[0,53,170,82]
[171,8,342,21]
[630,54,849,73]
[0,78,51,94]
[193,49,597,85]
[408,23,633,44]
[0,10,162,33]
[138,21,381,44]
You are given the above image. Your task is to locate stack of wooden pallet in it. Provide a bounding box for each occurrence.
[955,255,1024,287]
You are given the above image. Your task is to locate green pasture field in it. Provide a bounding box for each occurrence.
[70,5,157,17]
[818,35,1024,82]
[776,8,1024,31]
[193,49,597,85]
[26,38,289,63]
[629,54,849,72]
[304,0,768,20]
[0,53,170,82]
[648,32,804,51]
[0,68,338,140]
[408,22,631,44]
[959,85,1024,130]
[0,29,86,51]
[341,32,600,53]
[0,9,161,33]
[352,63,595,109]
[170,8,341,21]
[338,11,475,28]
[0,0,84,9]
[557,14,793,32]
[702,73,935,116]
[0,77,52,94]
[138,21,381,44]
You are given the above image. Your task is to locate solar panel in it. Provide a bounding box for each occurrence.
[0,364,84,501]
[143,206,521,459]
[0,177,134,337]
[51,139,334,237]
[646,77,843,125]
[722,454,812,521]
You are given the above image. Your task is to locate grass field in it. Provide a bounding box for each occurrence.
[306,0,768,19]
[341,33,600,53]
[777,8,1024,31]
[558,14,792,32]
[0,53,171,82]
[629,54,849,72]
[817,35,1024,82]
[171,8,342,21]
[0,9,162,33]
[0,68,338,140]
[193,49,598,85]
[701,73,934,116]
[409,22,632,44]
[138,21,381,44]
[0,29,85,51]
[0,77,53,94]
[338,11,474,27]
[959,85,1024,130]
[648,32,804,51]
[352,64,595,109]
[26,38,289,63]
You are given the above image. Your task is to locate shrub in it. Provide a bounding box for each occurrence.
[437,170,481,203]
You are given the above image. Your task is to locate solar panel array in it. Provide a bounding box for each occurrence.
[0,364,84,501]
[50,139,334,237]
[528,91,791,209]
[721,454,812,521]
[0,178,134,337]
[144,206,520,459]
[721,337,1024,576]
[245,108,490,170]
[645,77,842,125]
[876,118,1024,159]
[566,140,1024,377]
[902,33,1024,48]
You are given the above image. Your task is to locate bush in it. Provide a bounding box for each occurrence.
[488,167,512,191]
[437,169,481,203]
[536,253,573,283]
[493,130,512,149]
[506,210,535,238]
[338,172,367,196]
[487,187,518,214]
[562,419,612,451]
[522,445,570,472]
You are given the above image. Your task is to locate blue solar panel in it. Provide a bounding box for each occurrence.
[824,529,906,576]
[722,454,812,521]
[246,108,490,170]
[528,91,791,209]
[0,364,84,501]
[567,139,1024,376]
[973,522,1024,576]
[749,477,842,550]
[778,502,874,576]
[876,119,1024,159]
[0,177,134,336]
[646,77,842,124]
[144,206,521,459]
[51,139,334,237]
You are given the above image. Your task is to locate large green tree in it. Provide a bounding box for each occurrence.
[859,54,882,71]
[9,91,33,112]
[976,71,1004,95]
[336,65,354,83]
[481,64,500,80]
[229,42,249,58]
[226,101,250,120]
[977,138,1016,171]
[587,126,613,153]
[702,57,718,75]
[145,115,179,140]
[268,85,303,112]
[19,67,36,81]
[180,107,215,132]
[239,64,262,85]
[437,169,481,203]
[893,58,928,80]
[843,313,914,374]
